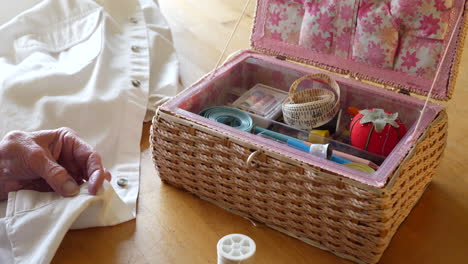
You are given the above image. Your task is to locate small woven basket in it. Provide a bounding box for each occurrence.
[282,73,340,130]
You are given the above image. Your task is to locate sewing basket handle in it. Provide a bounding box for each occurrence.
[289,73,341,102]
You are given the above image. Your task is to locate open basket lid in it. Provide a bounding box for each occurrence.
[251,0,468,100]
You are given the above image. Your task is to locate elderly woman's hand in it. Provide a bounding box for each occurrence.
[0,127,111,201]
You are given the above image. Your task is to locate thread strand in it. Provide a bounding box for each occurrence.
[411,10,464,138]
[212,0,252,75]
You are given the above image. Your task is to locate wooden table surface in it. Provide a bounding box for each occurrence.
[52,0,468,263]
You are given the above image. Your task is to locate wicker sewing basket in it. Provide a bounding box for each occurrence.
[151,1,467,263]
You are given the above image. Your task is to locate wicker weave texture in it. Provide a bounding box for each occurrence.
[150,110,448,264]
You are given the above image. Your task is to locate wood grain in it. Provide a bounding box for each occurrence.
[52,0,468,263]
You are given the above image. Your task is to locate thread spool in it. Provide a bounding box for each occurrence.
[217,234,256,264]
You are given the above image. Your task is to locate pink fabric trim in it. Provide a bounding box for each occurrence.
[252,0,467,100]
[163,51,443,188]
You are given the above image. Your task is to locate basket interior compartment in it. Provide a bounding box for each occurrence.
[166,52,442,185]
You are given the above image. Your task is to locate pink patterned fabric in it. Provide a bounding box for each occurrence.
[352,0,399,69]
[391,0,453,40]
[264,0,304,44]
[256,0,463,99]
[299,0,357,57]
[391,0,453,78]
[394,34,444,78]
[264,0,455,76]
[299,0,338,54]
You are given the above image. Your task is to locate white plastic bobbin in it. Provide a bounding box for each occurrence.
[217,234,256,264]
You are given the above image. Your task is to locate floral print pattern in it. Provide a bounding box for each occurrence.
[391,0,453,40]
[299,0,337,53]
[264,0,304,44]
[352,0,399,68]
[394,34,443,78]
[262,0,455,80]
[299,0,357,56]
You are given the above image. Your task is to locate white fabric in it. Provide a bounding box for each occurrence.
[0,0,179,263]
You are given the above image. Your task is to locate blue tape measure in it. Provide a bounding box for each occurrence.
[200,106,254,132]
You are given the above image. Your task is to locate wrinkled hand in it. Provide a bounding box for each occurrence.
[0,127,111,201]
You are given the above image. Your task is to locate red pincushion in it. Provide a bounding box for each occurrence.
[350,109,407,156]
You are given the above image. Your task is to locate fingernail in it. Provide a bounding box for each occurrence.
[89,170,100,183]
[88,170,102,195]
[62,180,79,196]
[104,169,112,181]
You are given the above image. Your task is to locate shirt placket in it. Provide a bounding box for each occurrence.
[111,1,150,208]
[128,6,150,93]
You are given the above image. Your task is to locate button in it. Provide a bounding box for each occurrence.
[132,80,141,88]
[131,45,140,52]
[130,17,138,24]
[117,178,128,187]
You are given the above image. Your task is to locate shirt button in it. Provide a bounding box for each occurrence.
[130,17,138,24]
[117,178,128,187]
[131,45,140,52]
[132,80,141,88]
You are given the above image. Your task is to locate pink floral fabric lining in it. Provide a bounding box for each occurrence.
[394,34,444,78]
[264,0,304,44]
[352,0,399,69]
[391,0,453,40]
[299,0,357,57]
[262,0,455,80]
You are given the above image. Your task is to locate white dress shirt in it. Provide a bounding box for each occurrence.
[0,0,180,263]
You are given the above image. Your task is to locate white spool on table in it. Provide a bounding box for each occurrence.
[217,234,256,264]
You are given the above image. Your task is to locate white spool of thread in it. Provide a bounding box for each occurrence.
[217,234,256,264]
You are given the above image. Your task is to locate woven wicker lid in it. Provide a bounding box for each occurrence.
[251,0,468,101]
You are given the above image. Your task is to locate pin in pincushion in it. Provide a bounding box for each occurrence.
[350,109,407,156]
